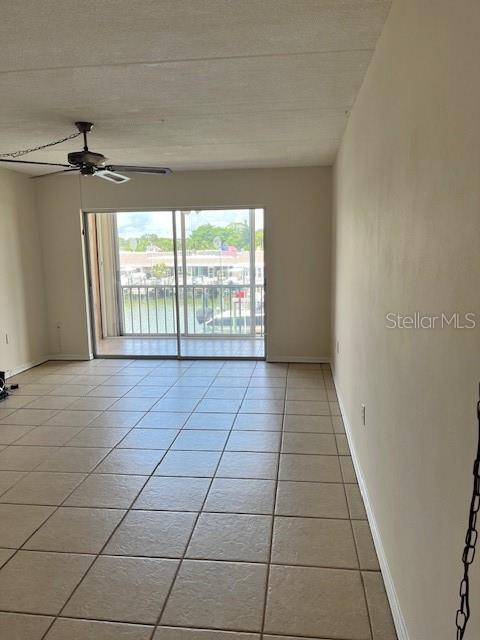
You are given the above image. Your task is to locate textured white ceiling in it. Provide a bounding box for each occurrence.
[0,0,391,173]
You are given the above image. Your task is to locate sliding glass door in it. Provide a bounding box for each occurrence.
[88,210,180,357]
[86,208,265,358]
[178,209,264,356]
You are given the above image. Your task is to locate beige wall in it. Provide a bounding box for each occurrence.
[35,166,331,361]
[0,167,48,375]
[332,1,480,638]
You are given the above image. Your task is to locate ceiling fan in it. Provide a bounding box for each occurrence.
[0,122,172,184]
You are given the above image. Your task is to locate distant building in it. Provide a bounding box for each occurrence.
[119,249,264,286]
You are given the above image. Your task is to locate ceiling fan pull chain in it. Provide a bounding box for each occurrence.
[0,121,172,180]
[455,385,480,639]
[0,130,81,158]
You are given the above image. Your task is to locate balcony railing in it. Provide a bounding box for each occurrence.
[120,284,265,337]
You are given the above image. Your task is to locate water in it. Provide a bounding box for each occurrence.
[122,290,261,336]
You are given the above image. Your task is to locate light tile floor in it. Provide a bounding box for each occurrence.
[97,337,265,358]
[0,359,397,640]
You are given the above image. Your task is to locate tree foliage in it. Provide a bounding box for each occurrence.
[151,262,171,279]
[119,224,264,252]
[118,234,172,252]
[255,229,264,249]
[186,222,249,250]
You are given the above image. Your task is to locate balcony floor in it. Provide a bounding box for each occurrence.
[96,336,265,358]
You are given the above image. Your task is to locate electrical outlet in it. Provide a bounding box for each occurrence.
[361,404,366,426]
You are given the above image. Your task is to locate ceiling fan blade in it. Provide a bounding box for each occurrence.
[95,169,130,184]
[30,168,79,179]
[106,164,172,175]
[0,158,71,167]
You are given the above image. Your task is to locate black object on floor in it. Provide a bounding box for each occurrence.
[0,370,15,401]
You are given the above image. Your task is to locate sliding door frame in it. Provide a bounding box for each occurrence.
[82,206,267,360]
[172,211,183,358]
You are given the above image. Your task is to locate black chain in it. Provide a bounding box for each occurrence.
[455,386,480,639]
[0,130,81,158]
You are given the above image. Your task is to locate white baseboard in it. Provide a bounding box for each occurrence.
[4,357,49,379]
[47,354,93,361]
[333,375,409,640]
[267,355,330,363]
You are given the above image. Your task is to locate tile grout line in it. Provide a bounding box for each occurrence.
[0,359,155,558]
[37,360,213,639]
[0,607,377,640]
[0,550,379,571]
[258,362,288,639]
[0,360,369,637]
[0,461,104,611]
[0,502,367,519]
[0,396,158,568]
[0,365,331,496]
[0,358,146,565]
[47,361,200,452]
[0,359,148,456]
[148,362,255,640]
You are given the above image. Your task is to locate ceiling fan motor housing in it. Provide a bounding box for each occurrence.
[79,165,96,176]
[75,121,94,134]
[68,150,107,168]
[0,121,172,180]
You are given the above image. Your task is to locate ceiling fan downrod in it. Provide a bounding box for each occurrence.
[75,121,94,151]
[0,121,172,182]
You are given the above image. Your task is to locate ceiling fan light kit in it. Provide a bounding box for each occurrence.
[95,169,130,184]
[0,121,172,184]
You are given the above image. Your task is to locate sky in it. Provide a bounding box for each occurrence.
[116,209,264,238]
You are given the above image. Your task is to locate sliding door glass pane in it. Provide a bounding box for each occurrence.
[178,208,265,357]
[100,210,179,356]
